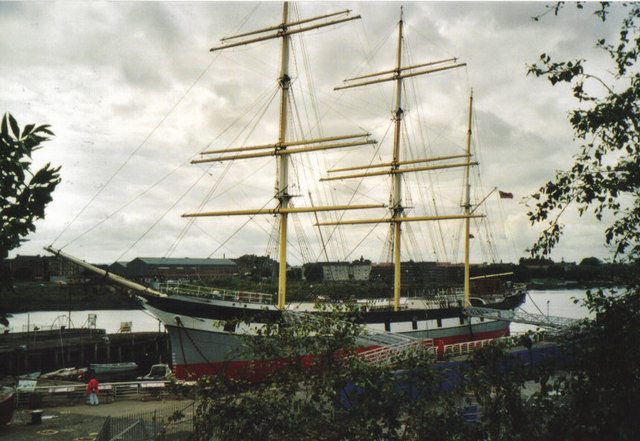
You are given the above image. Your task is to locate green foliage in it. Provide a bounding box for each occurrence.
[471,287,640,441]
[233,254,277,281]
[514,6,640,438]
[579,256,601,266]
[465,342,535,441]
[526,3,640,261]
[302,262,323,283]
[186,307,473,441]
[0,113,60,260]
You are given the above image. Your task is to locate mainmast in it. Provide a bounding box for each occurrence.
[391,9,405,311]
[464,92,473,306]
[277,3,292,310]
[323,8,476,311]
[183,3,381,310]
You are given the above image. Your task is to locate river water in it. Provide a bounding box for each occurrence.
[510,289,593,334]
[6,308,164,334]
[5,289,594,334]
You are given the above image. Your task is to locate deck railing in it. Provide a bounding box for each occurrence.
[358,339,435,366]
[156,282,274,305]
[441,338,495,358]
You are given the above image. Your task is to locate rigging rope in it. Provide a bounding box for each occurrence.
[166,85,280,259]
[52,3,265,256]
[51,49,226,248]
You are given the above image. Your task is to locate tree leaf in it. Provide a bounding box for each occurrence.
[8,114,19,138]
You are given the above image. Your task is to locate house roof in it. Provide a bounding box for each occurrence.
[130,257,236,267]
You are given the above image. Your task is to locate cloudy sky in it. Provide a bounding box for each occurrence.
[3,1,624,265]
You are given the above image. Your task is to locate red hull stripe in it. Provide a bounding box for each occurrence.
[172,327,509,380]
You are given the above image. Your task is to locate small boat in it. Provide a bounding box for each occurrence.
[89,362,138,374]
[18,371,41,380]
[0,387,15,426]
[138,364,172,381]
[40,367,88,382]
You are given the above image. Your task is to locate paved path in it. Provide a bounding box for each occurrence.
[1,398,194,441]
[60,397,194,417]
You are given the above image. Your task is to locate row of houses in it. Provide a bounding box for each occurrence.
[5,255,82,282]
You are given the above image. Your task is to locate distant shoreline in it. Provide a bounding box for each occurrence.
[1,280,611,313]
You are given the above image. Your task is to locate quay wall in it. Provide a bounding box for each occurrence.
[0,329,170,377]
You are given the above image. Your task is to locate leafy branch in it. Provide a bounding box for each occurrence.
[525,3,640,262]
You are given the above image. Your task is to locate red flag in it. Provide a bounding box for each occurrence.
[499,190,513,199]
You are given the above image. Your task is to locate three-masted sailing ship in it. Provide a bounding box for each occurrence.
[47,4,525,380]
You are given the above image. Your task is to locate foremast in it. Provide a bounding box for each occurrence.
[184,3,381,310]
[322,8,480,310]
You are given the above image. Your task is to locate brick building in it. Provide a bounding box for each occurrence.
[121,257,237,282]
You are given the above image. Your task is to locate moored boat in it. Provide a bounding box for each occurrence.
[89,362,138,375]
[138,363,172,381]
[46,3,525,380]
[40,367,88,382]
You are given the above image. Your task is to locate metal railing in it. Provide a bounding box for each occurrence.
[358,339,435,366]
[96,401,194,441]
[441,338,495,358]
[156,281,274,305]
[15,380,171,408]
[463,306,581,330]
[439,331,550,359]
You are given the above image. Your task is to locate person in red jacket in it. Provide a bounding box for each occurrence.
[86,378,99,406]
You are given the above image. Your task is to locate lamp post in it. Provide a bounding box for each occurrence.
[547,300,550,320]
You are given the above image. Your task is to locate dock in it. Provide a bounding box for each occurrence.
[0,328,170,377]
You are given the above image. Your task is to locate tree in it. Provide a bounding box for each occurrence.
[579,256,601,266]
[526,2,640,262]
[464,286,640,441]
[302,263,323,283]
[184,307,476,441]
[0,113,60,325]
[472,4,640,440]
[1,113,60,260]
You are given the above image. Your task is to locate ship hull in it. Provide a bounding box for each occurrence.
[139,291,525,380]
[166,318,512,379]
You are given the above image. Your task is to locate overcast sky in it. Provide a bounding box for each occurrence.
[3,1,624,265]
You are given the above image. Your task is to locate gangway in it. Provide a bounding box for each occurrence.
[285,311,435,365]
[463,306,581,330]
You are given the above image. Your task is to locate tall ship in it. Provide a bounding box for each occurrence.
[48,3,525,380]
